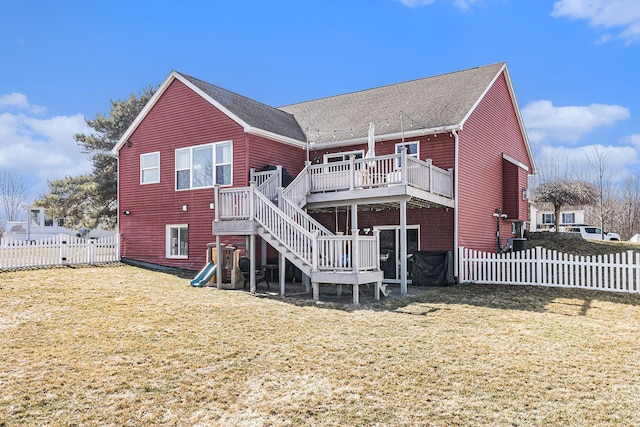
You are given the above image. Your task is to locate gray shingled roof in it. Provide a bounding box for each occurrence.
[178,72,307,142]
[279,62,505,144]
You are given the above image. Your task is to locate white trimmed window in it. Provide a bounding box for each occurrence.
[395,141,419,167]
[561,213,575,224]
[166,224,188,258]
[542,213,554,224]
[324,150,364,163]
[140,152,160,184]
[176,141,232,190]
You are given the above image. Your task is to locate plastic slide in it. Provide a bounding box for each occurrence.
[190,262,217,287]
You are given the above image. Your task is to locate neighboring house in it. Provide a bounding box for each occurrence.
[112,62,535,292]
[3,207,69,241]
[529,204,586,232]
[2,206,115,241]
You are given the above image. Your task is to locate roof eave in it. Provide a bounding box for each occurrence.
[309,124,462,150]
[112,70,253,156]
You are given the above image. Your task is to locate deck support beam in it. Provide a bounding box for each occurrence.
[400,199,407,295]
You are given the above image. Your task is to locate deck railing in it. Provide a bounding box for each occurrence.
[215,183,380,273]
[306,152,453,197]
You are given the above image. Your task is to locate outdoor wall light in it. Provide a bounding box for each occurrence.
[123,210,131,216]
[126,140,132,148]
[182,205,188,212]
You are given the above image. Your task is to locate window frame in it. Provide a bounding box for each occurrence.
[323,150,365,163]
[140,151,160,185]
[394,141,419,168]
[175,141,232,191]
[542,213,555,225]
[561,212,575,225]
[166,224,189,259]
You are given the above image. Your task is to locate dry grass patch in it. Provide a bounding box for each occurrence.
[1,265,640,426]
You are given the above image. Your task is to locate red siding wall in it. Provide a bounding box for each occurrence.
[117,79,305,270]
[457,72,533,252]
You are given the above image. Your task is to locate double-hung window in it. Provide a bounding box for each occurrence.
[561,213,575,224]
[166,224,188,258]
[395,141,419,168]
[141,152,160,184]
[542,213,554,225]
[176,141,232,190]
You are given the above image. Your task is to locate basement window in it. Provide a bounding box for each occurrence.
[166,224,188,259]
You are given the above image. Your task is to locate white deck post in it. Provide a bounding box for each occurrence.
[249,233,256,294]
[216,235,222,290]
[400,199,408,295]
[351,228,360,273]
[214,185,220,222]
[349,154,356,190]
[279,251,285,296]
[401,147,408,186]
[249,181,256,220]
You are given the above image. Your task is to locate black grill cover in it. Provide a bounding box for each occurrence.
[410,251,454,286]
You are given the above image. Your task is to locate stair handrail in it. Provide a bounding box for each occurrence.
[281,162,310,206]
[253,187,315,268]
[252,166,281,203]
[278,190,333,237]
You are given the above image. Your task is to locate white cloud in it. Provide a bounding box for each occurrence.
[552,0,640,44]
[0,92,45,114]
[0,94,92,202]
[521,100,630,144]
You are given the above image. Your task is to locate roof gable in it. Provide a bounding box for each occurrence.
[113,71,306,154]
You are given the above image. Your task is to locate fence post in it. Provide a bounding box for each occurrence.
[60,237,68,265]
[458,246,465,283]
[88,239,96,264]
[426,158,433,192]
[535,246,542,286]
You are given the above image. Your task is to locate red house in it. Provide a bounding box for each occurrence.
[112,62,535,301]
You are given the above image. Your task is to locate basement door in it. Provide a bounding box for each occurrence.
[376,226,419,283]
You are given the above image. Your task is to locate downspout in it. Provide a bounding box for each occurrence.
[452,128,460,280]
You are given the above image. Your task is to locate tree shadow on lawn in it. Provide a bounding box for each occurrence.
[271,282,640,317]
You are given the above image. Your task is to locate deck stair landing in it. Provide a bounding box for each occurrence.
[214,168,384,304]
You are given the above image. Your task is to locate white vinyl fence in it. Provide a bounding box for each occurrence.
[459,246,640,294]
[0,234,120,270]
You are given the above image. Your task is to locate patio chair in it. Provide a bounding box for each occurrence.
[238,256,269,290]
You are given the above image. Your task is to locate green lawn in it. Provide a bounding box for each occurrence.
[1,264,640,426]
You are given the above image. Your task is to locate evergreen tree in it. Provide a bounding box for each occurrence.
[36,86,155,229]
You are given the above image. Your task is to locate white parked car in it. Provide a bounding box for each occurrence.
[567,225,620,241]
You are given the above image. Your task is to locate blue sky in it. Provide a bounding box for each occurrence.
[1,0,640,211]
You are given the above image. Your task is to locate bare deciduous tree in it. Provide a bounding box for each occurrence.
[586,146,614,239]
[0,170,27,224]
